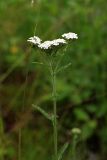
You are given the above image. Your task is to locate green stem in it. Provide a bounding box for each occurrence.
[52,71,58,160]
[69,135,77,160]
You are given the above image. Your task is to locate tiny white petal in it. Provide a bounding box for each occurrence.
[27,39,37,44]
[62,32,78,40]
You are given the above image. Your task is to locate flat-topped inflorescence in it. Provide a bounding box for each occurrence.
[38,40,53,50]
[27,32,78,53]
[52,39,66,46]
[38,39,67,53]
[38,38,66,50]
[27,36,42,45]
[62,32,78,40]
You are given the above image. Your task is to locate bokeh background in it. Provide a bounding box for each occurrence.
[0,0,107,159]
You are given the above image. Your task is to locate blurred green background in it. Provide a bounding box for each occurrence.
[0,0,107,159]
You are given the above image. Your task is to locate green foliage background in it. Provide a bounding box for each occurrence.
[0,0,107,159]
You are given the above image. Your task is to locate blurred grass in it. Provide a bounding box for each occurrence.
[0,0,107,159]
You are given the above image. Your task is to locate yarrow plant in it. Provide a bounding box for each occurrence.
[27,32,79,160]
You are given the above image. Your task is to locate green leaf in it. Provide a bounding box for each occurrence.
[56,63,72,73]
[96,102,107,118]
[32,104,53,121]
[32,61,44,65]
[82,120,97,139]
[74,108,89,121]
[58,142,69,160]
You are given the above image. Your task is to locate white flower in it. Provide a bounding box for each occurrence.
[27,36,41,45]
[52,39,67,46]
[38,38,66,50]
[62,32,78,40]
[71,128,81,135]
[38,41,53,49]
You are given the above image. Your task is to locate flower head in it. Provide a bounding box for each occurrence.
[52,38,67,46]
[62,32,78,40]
[27,36,41,45]
[38,41,53,49]
[38,38,66,51]
[71,128,81,135]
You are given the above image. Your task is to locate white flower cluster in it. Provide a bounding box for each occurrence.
[62,32,78,40]
[71,128,81,135]
[27,32,78,51]
[52,39,67,46]
[27,36,41,45]
[38,39,66,50]
[38,41,53,49]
